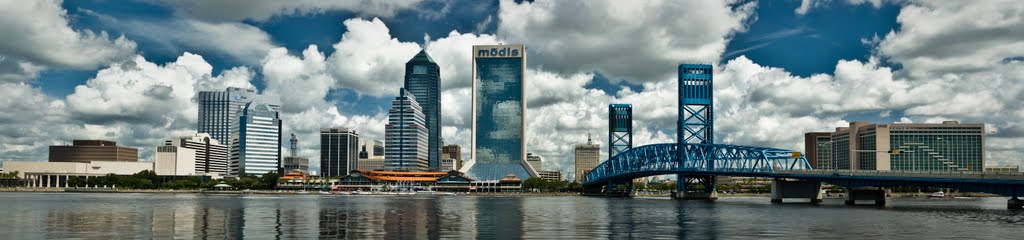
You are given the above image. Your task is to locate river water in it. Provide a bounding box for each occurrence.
[0,193,1022,239]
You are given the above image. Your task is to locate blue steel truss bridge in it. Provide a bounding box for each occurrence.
[582,64,1024,209]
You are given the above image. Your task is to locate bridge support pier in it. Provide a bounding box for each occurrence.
[605,181,635,197]
[672,174,718,200]
[844,187,886,206]
[1008,197,1023,210]
[770,179,822,203]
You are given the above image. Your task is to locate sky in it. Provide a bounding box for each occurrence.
[2,0,1023,180]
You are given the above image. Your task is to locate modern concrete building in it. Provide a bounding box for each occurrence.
[440,158,456,171]
[385,88,429,171]
[804,132,831,169]
[230,101,282,176]
[163,133,229,176]
[538,170,562,182]
[358,139,385,158]
[357,139,386,171]
[49,140,138,163]
[357,156,386,171]
[404,49,442,171]
[283,134,309,174]
[986,166,1019,173]
[155,145,196,176]
[574,135,601,183]
[814,121,985,172]
[321,128,359,177]
[198,87,280,146]
[442,145,462,170]
[526,153,542,171]
[464,44,537,180]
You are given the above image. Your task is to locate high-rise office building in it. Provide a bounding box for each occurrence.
[230,101,282,176]
[442,145,462,170]
[163,133,229,176]
[321,128,359,177]
[812,121,985,172]
[198,87,280,146]
[385,88,429,171]
[404,50,442,171]
[526,153,542,171]
[465,44,537,180]
[574,135,600,183]
[49,140,138,163]
[283,133,309,174]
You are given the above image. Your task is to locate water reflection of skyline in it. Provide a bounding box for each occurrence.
[2,193,1020,239]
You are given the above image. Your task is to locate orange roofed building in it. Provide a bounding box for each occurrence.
[334,169,520,192]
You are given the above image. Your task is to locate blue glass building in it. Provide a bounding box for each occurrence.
[465,44,538,180]
[230,101,282,176]
[404,50,442,171]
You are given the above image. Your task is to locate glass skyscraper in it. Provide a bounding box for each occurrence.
[321,128,359,177]
[198,87,280,146]
[465,44,538,180]
[230,101,282,176]
[385,88,429,171]
[404,50,442,171]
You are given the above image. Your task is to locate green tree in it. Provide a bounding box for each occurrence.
[259,172,280,189]
[522,177,546,191]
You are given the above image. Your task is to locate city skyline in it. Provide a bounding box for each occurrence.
[2,1,1024,180]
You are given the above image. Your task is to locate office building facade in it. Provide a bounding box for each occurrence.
[526,153,542,171]
[804,132,831,169]
[198,87,280,146]
[385,89,429,171]
[442,145,462,170]
[814,121,985,172]
[574,135,601,183]
[230,102,282,176]
[49,140,138,163]
[405,50,442,171]
[466,44,537,180]
[538,171,562,182]
[163,133,229,176]
[321,128,359,177]
[155,145,196,176]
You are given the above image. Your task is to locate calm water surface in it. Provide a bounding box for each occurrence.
[1,193,1023,239]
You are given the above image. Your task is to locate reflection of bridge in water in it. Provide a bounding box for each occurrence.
[583,64,1024,209]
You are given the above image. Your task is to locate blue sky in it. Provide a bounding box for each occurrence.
[2,0,1023,176]
[46,0,900,119]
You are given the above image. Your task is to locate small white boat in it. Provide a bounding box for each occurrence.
[415,190,436,195]
[318,191,331,195]
[928,191,953,199]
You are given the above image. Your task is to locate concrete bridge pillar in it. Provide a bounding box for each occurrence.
[770,179,822,203]
[1008,197,1023,210]
[845,187,886,206]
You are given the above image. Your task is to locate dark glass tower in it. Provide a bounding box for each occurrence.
[466,44,537,180]
[404,50,442,171]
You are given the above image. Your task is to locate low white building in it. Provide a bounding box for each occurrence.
[3,160,155,188]
[155,145,196,176]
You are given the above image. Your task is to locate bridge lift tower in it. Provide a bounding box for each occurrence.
[608,104,633,158]
[676,63,717,200]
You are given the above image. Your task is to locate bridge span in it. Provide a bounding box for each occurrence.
[583,64,1024,209]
